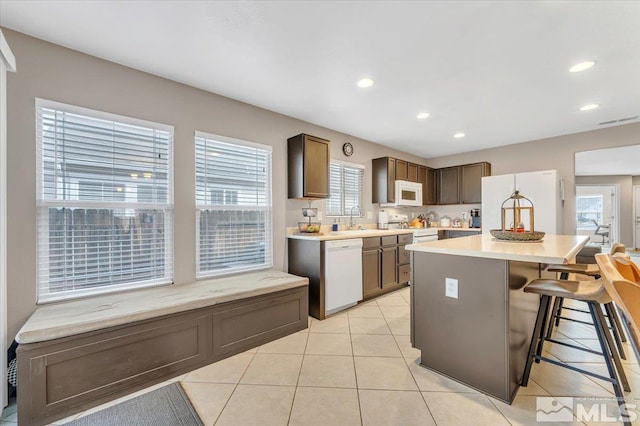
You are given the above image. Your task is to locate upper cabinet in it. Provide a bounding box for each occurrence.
[373,156,433,205]
[418,166,436,205]
[436,167,461,204]
[287,134,330,199]
[461,162,491,203]
[372,157,396,203]
[436,162,491,205]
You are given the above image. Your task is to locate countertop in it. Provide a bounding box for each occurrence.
[288,228,415,241]
[16,270,308,344]
[429,227,482,232]
[406,234,589,264]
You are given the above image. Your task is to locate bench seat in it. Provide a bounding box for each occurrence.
[17,270,309,426]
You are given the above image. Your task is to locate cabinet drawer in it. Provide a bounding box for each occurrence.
[381,235,398,247]
[398,264,411,284]
[362,237,381,250]
[398,234,413,245]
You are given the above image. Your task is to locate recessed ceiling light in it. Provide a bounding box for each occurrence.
[569,61,596,73]
[416,112,430,119]
[580,104,599,111]
[453,132,465,139]
[356,78,374,88]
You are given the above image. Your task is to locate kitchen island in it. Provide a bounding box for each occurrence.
[405,234,588,403]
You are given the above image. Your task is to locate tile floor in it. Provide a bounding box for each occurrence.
[2,286,639,425]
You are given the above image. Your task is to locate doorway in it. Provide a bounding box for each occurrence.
[575,184,619,246]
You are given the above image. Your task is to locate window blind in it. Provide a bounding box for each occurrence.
[326,162,364,216]
[36,99,174,303]
[195,131,273,278]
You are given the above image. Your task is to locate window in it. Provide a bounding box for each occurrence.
[195,131,272,278]
[326,161,364,216]
[36,99,174,303]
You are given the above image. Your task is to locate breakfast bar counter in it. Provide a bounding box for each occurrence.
[406,234,588,403]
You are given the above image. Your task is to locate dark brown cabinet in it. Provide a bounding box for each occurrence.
[372,157,397,204]
[397,234,412,285]
[436,162,491,205]
[461,162,491,203]
[362,235,407,299]
[395,160,408,181]
[373,157,428,204]
[287,133,330,199]
[418,166,436,205]
[437,166,461,204]
[408,163,419,182]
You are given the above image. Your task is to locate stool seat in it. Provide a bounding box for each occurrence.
[524,278,612,304]
[547,263,600,277]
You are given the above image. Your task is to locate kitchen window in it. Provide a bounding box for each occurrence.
[326,161,364,217]
[195,131,273,278]
[36,99,174,303]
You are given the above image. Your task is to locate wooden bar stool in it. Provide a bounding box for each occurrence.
[521,278,631,425]
[544,243,629,357]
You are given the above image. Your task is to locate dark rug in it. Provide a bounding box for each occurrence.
[68,382,203,426]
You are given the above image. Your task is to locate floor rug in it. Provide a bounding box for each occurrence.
[68,382,203,426]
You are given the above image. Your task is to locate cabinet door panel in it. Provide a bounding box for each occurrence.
[437,167,460,204]
[363,250,381,298]
[426,168,437,205]
[461,163,484,204]
[303,137,329,198]
[407,163,418,182]
[397,245,410,265]
[381,247,397,288]
[395,160,408,181]
[387,158,396,203]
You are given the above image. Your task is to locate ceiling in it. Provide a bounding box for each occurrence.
[1,1,639,158]
[575,144,640,176]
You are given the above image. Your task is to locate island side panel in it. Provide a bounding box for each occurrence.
[412,252,510,401]
[288,239,324,319]
[507,260,541,401]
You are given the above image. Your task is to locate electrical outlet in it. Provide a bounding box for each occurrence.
[445,278,458,299]
[367,211,372,219]
[317,212,323,221]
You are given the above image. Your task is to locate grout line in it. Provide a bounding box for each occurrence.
[286,324,311,425]
[211,348,258,425]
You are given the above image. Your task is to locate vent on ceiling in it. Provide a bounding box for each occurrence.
[599,115,639,125]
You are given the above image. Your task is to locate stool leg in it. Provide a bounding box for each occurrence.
[536,295,553,363]
[604,303,627,360]
[589,302,631,420]
[545,297,560,339]
[607,302,628,343]
[522,295,551,386]
[553,297,564,327]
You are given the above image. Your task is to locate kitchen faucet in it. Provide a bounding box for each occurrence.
[349,205,361,229]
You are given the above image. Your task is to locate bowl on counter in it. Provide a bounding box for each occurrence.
[298,222,322,233]
[489,229,545,242]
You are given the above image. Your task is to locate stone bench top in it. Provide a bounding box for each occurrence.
[16,270,309,344]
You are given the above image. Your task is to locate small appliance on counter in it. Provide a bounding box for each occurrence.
[377,210,389,229]
[387,213,409,229]
[440,216,451,227]
[470,208,481,228]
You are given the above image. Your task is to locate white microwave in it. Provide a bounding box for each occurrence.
[381,180,423,207]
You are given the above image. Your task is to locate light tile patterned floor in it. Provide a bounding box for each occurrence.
[2,287,639,425]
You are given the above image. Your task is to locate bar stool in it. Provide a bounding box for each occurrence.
[521,278,631,425]
[544,243,629,357]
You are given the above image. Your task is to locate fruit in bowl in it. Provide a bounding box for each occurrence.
[298,222,321,233]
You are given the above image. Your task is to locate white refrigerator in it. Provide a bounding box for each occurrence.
[481,170,564,234]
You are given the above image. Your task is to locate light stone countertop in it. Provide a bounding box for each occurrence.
[406,234,589,264]
[287,228,415,241]
[16,270,308,344]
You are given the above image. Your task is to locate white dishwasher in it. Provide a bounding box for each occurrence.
[324,238,363,315]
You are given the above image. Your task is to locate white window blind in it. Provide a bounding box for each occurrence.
[36,99,174,303]
[195,131,273,278]
[327,162,364,216]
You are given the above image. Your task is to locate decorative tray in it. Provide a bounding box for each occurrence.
[489,229,545,242]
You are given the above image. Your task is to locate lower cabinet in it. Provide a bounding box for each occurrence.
[362,235,409,300]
